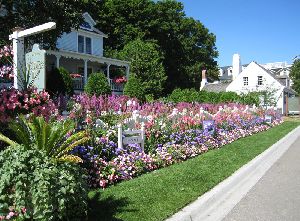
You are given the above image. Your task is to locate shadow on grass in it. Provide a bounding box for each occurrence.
[88,191,135,221]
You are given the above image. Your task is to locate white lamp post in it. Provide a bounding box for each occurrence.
[9,22,56,90]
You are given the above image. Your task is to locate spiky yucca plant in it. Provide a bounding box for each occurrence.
[0,115,89,163]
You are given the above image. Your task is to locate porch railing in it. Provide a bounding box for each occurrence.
[108,79,124,92]
[72,77,124,92]
[73,77,84,90]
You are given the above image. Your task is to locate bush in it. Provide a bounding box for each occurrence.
[59,67,74,95]
[124,74,146,101]
[0,145,88,221]
[46,67,73,96]
[167,88,259,105]
[84,72,111,96]
[0,87,57,124]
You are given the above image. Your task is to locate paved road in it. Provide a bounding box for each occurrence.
[223,135,300,221]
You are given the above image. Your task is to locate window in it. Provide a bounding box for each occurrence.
[78,35,84,53]
[85,37,92,54]
[243,77,248,86]
[257,76,263,85]
[78,35,92,54]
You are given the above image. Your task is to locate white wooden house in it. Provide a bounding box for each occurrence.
[44,13,130,94]
[226,61,295,113]
[202,54,295,114]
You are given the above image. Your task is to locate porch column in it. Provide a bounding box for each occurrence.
[84,59,88,84]
[56,55,61,68]
[125,65,130,79]
[107,63,111,82]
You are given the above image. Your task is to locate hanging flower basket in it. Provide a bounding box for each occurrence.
[70,73,83,79]
[113,76,127,84]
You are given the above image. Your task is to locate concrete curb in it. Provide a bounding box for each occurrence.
[166,125,300,221]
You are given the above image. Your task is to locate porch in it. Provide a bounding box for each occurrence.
[46,50,130,94]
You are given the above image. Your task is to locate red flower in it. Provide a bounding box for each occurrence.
[70,73,82,78]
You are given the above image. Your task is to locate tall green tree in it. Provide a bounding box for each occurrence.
[290,59,300,94]
[95,0,218,93]
[0,0,100,48]
[119,39,167,98]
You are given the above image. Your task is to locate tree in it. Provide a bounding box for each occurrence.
[0,0,100,48]
[46,67,74,96]
[124,73,146,101]
[290,59,300,94]
[94,0,218,93]
[118,39,167,98]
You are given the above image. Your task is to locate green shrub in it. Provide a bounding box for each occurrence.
[59,67,74,95]
[0,115,89,163]
[46,67,73,96]
[124,74,146,101]
[167,88,258,105]
[0,145,88,221]
[84,72,111,96]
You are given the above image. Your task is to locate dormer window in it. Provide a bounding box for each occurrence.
[78,35,92,54]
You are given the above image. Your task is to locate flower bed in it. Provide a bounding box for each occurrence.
[68,94,282,189]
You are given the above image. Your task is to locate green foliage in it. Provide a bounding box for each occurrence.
[59,67,74,95]
[0,115,89,163]
[124,74,146,101]
[167,88,260,105]
[46,67,74,96]
[290,59,300,94]
[0,145,88,221]
[118,39,167,98]
[95,0,218,93]
[84,72,111,96]
[0,0,101,48]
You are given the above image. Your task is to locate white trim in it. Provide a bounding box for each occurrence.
[76,32,79,53]
[47,50,130,66]
[83,12,96,26]
[73,28,108,38]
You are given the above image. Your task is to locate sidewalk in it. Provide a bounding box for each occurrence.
[166,126,300,221]
[223,131,300,221]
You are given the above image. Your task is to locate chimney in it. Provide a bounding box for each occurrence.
[200,69,207,90]
[232,53,242,80]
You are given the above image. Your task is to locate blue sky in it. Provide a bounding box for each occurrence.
[179,0,300,67]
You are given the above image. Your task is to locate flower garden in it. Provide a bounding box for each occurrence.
[0,43,284,221]
[0,84,282,220]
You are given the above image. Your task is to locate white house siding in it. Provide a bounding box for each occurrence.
[93,37,103,57]
[226,61,285,112]
[56,32,78,52]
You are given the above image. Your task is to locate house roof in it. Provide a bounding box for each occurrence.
[202,82,231,92]
[80,12,108,38]
[255,62,289,87]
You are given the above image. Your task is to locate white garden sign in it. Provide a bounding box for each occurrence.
[117,123,145,151]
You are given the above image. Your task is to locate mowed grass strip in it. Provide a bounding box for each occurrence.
[88,121,300,221]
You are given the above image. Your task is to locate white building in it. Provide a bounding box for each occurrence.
[2,12,130,94]
[46,12,130,93]
[202,54,295,114]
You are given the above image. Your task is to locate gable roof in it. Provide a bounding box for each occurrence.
[202,82,230,92]
[254,62,288,87]
[80,12,108,38]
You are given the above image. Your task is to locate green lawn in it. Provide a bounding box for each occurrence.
[88,121,300,221]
